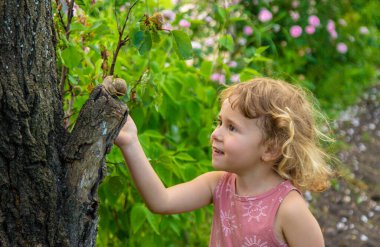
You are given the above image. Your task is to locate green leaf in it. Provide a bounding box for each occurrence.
[61,46,82,69]
[108,176,125,197]
[239,68,261,82]
[182,164,198,180]
[219,35,234,52]
[198,128,212,147]
[68,74,78,85]
[144,207,161,234]
[214,5,226,23]
[76,0,89,11]
[139,31,152,55]
[130,204,147,233]
[200,61,213,78]
[141,130,164,139]
[171,30,193,60]
[150,61,160,73]
[152,31,160,43]
[132,30,145,48]
[255,46,269,55]
[175,153,195,162]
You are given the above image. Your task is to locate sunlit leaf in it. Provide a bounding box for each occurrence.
[61,46,82,69]
[144,207,161,235]
[130,204,147,233]
[219,34,234,52]
[172,30,193,60]
[200,60,213,78]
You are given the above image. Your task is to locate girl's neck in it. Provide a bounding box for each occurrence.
[234,169,284,197]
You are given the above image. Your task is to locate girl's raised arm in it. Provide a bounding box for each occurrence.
[115,115,224,214]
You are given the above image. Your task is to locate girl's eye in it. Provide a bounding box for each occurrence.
[228,124,236,132]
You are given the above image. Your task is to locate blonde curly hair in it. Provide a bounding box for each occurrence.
[220,78,334,192]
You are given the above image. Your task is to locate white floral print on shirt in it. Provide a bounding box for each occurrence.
[242,200,268,222]
[220,210,238,236]
[241,235,268,247]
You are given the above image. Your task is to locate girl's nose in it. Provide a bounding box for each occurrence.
[211,126,222,142]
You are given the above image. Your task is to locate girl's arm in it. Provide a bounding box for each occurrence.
[115,115,224,214]
[279,191,325,247]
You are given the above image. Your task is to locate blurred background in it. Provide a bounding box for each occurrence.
[54,0,380,246]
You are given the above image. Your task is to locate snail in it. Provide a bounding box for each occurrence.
[102,76,127,97]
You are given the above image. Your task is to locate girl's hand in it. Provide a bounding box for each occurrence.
[115,115,138,149]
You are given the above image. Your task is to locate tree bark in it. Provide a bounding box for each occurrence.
[0,1,128,246]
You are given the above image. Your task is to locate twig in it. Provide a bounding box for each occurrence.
[131,68,149,91]
[64,86,75,129]
[109,0,139,76]
[55,0,67,31]
[66,0,75,38]
[114,1,120,33]
[59,0,75,97]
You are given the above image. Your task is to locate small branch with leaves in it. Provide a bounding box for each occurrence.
[54,0,76,96]
[109,0,140,76]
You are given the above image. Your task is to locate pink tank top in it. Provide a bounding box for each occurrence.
[209,173,300,247]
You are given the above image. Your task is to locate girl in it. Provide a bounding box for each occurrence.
[115,78,333,247]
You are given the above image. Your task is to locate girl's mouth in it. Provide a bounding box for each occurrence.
[213,147,224,155]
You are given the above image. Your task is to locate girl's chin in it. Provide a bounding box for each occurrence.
[211,161,224,170]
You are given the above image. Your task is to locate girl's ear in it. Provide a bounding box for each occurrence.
[261,140,282,162]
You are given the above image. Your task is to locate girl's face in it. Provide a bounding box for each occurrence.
[211,97,266,174]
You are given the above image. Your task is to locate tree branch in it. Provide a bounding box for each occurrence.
[109,0,139,76]
[61,85,128,244]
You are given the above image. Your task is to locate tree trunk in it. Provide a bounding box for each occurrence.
[0,1,128,246]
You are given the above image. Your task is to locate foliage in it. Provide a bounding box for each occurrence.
[52,0,380,246]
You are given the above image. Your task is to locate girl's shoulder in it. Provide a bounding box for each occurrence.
[276,191,325,246]
[207,171,228,189]
[276,190,314,232]
[278,190,306,215]
[196,171,227,196]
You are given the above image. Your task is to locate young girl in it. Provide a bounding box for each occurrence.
[115,77,333,247]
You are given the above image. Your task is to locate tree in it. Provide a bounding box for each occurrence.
[0,0,128,246]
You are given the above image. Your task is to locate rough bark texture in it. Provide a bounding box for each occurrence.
[60,86,128,246]
[0,1,128,246]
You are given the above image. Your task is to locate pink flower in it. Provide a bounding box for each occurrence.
[308,15,320,27]
[359,26,369,35]
[290,11,300,21]
[218,74,226,84]
[329,30,338,39]
[305,25,315,34]
[205,16,213,23]
[211,73,220,82]
[327,20,335,32]
[338,19,347,26]
[238,38,246,46]
[290,25,302,38]
[205,38,214,47]
[228,61,238,68]
[336,42,348,54]
[179,19,191,28]
[230,74,240,83]
[162,10,176,22]
[191,41,201,50]
[292,0,300,8]
[258,9,273,22]
[243,26,253,36]
[162,23,173,31]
